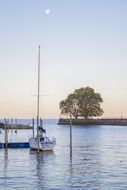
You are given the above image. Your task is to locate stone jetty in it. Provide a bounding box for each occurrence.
[58,118,127,126]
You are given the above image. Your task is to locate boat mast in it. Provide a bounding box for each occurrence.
[37,45,40,152]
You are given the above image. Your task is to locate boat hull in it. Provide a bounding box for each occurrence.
[29,137,56,151]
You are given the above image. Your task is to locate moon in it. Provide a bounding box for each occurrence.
[45,9,50,15]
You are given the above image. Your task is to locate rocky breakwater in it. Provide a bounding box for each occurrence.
[58,118,127,126]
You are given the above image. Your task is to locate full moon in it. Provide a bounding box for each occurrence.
[45,9,50,15]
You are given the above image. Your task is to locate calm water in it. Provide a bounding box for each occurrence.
[1,119,127,189]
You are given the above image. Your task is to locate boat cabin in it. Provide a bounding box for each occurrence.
[40,137,51,143]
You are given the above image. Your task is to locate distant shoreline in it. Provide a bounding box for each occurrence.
[58,118,127,126]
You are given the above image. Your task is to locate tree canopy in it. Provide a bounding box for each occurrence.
[59,86,103,119]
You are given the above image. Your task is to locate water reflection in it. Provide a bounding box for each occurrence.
[68,146,73,189]
[70,146,72,162]
[0,149,9,189]
[3,149,8,174]
[29,143,102,189]
[67,144,102,189]
[29,150,54,189]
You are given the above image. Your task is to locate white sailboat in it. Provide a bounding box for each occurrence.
[29,46,56,151]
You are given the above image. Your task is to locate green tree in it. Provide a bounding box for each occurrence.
[74,87,103,119]
[67,93,79,119]
[59,86,103,119]
[59,99,70,117]
[59,93,79,118]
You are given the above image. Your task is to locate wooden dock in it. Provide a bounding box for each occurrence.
[0,124,33,129]
[0,118,35,149]
[0,142,30,148]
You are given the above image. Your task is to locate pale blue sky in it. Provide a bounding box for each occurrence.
[0,0,127,118]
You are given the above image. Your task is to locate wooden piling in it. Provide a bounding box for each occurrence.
[70,114,72,148]
[4,119,8,149]
[32,118,34,138]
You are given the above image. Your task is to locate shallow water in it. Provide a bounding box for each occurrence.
[0,119,127,189]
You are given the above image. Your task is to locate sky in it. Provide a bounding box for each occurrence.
[0,0,127,119]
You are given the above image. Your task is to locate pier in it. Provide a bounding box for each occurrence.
[0,118,34,149]
[0,142,30,148]
[0,124,32,129]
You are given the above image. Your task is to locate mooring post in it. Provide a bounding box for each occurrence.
[4,119,8,149]
[11,117,13,133]
[70,114,72,148]
[69,114,72,160]
[7,118,9,133]
[14,118,17,133]
[7,118,9,125]
[32,118,34,138]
